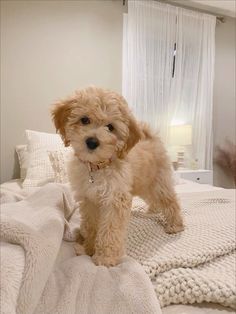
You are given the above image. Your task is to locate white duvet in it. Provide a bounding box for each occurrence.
[0,183,161,314]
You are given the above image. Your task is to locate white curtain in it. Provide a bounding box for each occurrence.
[122,0,216,169]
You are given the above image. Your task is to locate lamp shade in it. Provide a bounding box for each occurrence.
[169,124,192,146]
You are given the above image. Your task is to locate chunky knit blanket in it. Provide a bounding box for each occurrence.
[1,183,235,312]
[127,189,236,309]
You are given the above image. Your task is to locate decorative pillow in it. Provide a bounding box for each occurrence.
[22,130,65,187]
[48,148,73,184]
[15,145,29,180]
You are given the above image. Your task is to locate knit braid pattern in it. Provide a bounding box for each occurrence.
[127,189,236,309]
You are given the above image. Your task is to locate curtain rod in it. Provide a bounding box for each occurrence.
[122,0,226,23]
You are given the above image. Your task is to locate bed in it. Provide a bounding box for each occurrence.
[1,179,234,314]
[1,130,235,314]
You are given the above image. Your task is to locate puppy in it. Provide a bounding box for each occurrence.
[52,87,184,267]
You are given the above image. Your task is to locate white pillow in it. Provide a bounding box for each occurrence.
[22,130,65,187]
[48,148,73,184]
[15,145,29,180]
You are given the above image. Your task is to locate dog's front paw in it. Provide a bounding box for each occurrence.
[84,242,95,256]
[164,222,185,234]
[92,254,119,267]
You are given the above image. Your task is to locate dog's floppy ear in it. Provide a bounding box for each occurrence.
[116,95,142,158]
[51,99,74,146]
[118,111,141,158]
[126,114,142,152]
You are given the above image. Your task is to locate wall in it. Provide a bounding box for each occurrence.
[1,1,235,186]
[213,17,236,188]
[0,0,124,183]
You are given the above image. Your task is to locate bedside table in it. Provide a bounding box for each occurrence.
[176,169,213,185]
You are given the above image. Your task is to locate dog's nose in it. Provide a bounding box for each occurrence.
[86,137,100,150]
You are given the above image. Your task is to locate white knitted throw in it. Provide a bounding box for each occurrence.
[2,183,235,312]
[127,189,236,309]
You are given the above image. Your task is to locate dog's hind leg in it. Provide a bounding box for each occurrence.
[146,177,184,234]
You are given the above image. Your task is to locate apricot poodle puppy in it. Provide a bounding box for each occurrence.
[52,87,184,267]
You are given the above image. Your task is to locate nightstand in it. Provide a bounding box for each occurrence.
[176,169,213,185]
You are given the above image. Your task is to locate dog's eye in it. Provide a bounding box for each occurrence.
[106,124,114,132]
[81,117,90,125]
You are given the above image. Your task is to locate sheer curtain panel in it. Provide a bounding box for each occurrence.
[122,0,216,169]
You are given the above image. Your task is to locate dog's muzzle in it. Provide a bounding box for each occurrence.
[86,137,100,150]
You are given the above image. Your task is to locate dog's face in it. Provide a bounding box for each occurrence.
[52,87,141,164]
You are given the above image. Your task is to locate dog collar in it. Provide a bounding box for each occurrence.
[87,158,114,183]
[87,158,113,172]
[76,155,114,183]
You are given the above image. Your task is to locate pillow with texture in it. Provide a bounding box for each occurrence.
[22,130,65,187]
[15,145,29,180]
[48,148,73,184]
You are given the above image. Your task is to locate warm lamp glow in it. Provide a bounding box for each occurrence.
[169,124,192,146]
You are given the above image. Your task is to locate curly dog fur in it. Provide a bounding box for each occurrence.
[52,87,184,267]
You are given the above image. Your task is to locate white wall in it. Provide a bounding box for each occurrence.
[0,0,125,183]
[1,1,235,187]
[213,17,236,188]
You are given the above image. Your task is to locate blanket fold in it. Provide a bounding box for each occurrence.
[1,184,70,314]
[34,255,161,314]
[0,183,161,314]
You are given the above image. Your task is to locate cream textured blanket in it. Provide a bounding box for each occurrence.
[0,183,161,314]
[128,190,236,309]
[1,184,235,313]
